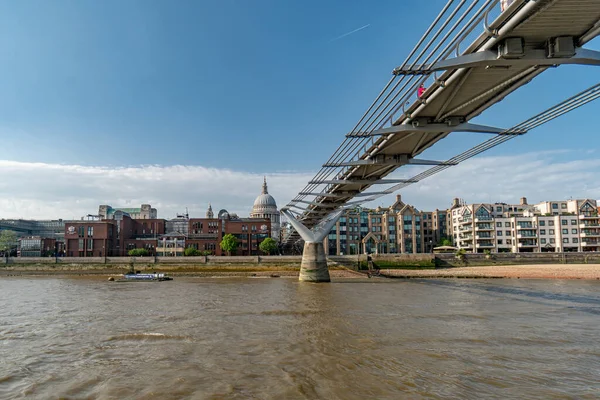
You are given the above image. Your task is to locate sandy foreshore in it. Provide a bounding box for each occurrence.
[379,264,600,280]
[2,264,600,280]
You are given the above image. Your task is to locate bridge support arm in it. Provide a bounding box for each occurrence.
[281,208,345,282]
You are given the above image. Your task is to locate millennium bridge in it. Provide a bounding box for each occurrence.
[280,0,600,281]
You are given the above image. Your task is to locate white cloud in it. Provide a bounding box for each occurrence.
[366,150,600,210]
[0,150,599,220]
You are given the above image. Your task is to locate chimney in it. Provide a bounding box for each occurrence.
[520,197,527,205]
[452,198,461,208]
[396,194,401,202]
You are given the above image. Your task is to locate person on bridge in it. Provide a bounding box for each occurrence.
[417,84,426,98]
[500,0,516,12]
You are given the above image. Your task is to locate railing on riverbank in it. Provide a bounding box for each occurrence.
[2,252,600,268]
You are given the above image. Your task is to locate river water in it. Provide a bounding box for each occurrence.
[1,276,600,399]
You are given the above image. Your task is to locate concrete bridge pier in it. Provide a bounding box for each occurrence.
[281,208,344,282]
[299,241,330,282]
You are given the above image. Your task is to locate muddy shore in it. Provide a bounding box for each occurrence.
[2,264,600,279]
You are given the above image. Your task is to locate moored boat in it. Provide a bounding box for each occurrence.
[115,272,173,282]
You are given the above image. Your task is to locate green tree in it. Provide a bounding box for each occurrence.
[0,230,17,255]
[220,234,238,256]
[128,248,149,257]
[259,237,278,255]
[184,247,200,256]
[440,238,453,246]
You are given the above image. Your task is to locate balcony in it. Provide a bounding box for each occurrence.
[579,214,600,219]
[580,222,600,228]
[476,242,494,248]
[516,225,536,230]
[517,233,537,239]
[476,234,494,240]
[475,225,494,231]
[518,241,538,247]
[475,216,493,222]
[460,218,473,225]
[582,240,600,246]
[581,230,600,238]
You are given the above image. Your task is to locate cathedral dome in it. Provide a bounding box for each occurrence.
[250,177,281,241]
[252,178,277,209]
[253,193,277,208]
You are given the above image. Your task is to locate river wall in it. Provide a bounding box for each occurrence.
[1,253,600,273]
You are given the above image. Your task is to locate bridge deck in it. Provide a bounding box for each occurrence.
[283,0,600,244]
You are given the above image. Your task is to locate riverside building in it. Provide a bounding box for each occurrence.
[450,197,600,253]
[323,195,448,255]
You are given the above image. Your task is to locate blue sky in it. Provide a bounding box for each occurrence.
[0,0,599,218]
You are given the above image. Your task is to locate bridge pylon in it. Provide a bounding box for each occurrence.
[281,208,344,282]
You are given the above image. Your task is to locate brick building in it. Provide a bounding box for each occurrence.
[64,212,273,257]
[17,236,65,257]
[64,220,118,257]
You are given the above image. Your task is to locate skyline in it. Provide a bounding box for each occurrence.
[1,1,599,219]
[2,149,600,220]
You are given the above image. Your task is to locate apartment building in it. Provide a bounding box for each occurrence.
[450,197,599,253]
[323,195,448,255]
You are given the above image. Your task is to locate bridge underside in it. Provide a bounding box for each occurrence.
[282,0,600,249]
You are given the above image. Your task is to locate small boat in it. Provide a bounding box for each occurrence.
[115,272,173,282]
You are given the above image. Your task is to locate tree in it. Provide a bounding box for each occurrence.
[184,247,200,256]
[220,234,238,256]
[440,238,453,246]
[128,248,149,257]
[259,237,278,255]
[0,230,17,255]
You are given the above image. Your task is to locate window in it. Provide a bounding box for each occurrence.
[540,229,546,235]
[497,231,502,236]
[539,221,545,226]
[549,221,554,226]
[572,229,578,234]
[552,203,558,209]
[550,238,555,244]
[497,239,503,245]
[563,238,569,243]
[496,222,502,227]
[496,206,502,212]
[78,226,85,238]
[571,220,577,225]
[562,220,568,225]
[78,239,84,250]
[549,229,555,235]
[505,231,511,236]
[562,229,568,234]
[541,238,546,244]
[87,226,93,237]
[505,222,510,227]
[561,203,567,209]
[573,238,579,244]
[87,239,93,250]
[506,239,512,245]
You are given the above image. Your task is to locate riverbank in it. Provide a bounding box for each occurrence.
[380,264,600,280]
[2,264,600,279]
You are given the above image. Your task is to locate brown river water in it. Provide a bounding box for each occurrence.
[1,276,600,399]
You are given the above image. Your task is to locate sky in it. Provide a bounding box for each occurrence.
[0,0,599,220]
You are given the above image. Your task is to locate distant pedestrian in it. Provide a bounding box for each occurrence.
[417,84,426,98]
[500,0,516,12]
